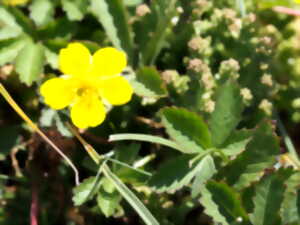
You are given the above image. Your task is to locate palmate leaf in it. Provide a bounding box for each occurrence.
[161,107,212,153]
[251,169,294,225]
[90,0,134,63]
[15,41,45,86]
[0,37,28,66]
[223,121,280,190]
[200,181,249,225]
[209,81,244,147]
[130,67,168,98]
[149,155,215,193]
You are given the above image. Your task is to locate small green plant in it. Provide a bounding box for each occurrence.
[1,0,300,225]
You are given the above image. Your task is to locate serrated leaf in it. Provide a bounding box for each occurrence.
[224,122,280,190]
[61,0,88,21]
[251,169,293,225]
[221,129,252,156]
[97,178,122,217]
[102,164,159,225]
[149,155,213,193]
[191,155,216,197]
[15,41,45,86]
[0,6,22,29]
[90,0,133,62]
[161,107,212,153]
[200,181,249,225]
[4,7,35,36]
[136,0,177,65]
[209,81,244,147]
[0,37,28,66]
[72,177,99,206]
[29,0,54,26]
[130,67,168,98]
[281,172,300,224]
[0,27,22,41]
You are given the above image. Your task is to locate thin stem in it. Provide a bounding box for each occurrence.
[0,83,79,185]
[106,158,152,176]
[275,110,300,163]
[68,126,151,176]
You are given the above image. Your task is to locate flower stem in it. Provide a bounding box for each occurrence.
[0,83,80,185]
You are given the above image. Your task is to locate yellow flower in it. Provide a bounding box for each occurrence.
[296,0,300,3]
[40,43,133,129]
[3,0,29,6]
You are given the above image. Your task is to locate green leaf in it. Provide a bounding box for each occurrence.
[4,7,35,37]
[15,41,45,86]
[251,169,293,225]
[137,0,177,65]
[281,172,300,224]
[72,177,99,206]
[0,27,22,41]
[149,155,214,193]
[29,0,54,26]
[0,125,20,157]
[109,133,187,154]
[0,37,28,66]
[102,164,159,225]
[130,67,168,98]
[90,0,134,62]
[191,155,217,197]
[161,107,212,153]
[97,178,122,217]
[224,121,280,190]
[0,6,21,28]
[209,81,244,147]
[124,0,142,6]
[221,129,252,156]
[200,181,249,225]
[61,0,88,21]
[114,143,140,171]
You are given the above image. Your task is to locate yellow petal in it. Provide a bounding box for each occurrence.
[59,43,91,77]
[99,76,133,105]
[70,94,106,129]
[91,47,127,76]
[40,77,76,110]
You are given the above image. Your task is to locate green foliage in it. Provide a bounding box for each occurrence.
[72,176,101,206]
[209,81,244,147]
[90,0,133,61]
[223,121,280,189]
[251,169,293,225]
[15,41,45,86]
[200,181,249,225]
[131,66,168,98]
[1,0,300,224]
[161,107,212,153]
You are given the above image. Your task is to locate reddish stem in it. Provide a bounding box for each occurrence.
[30,185,39,225]
[273,6,300,16]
